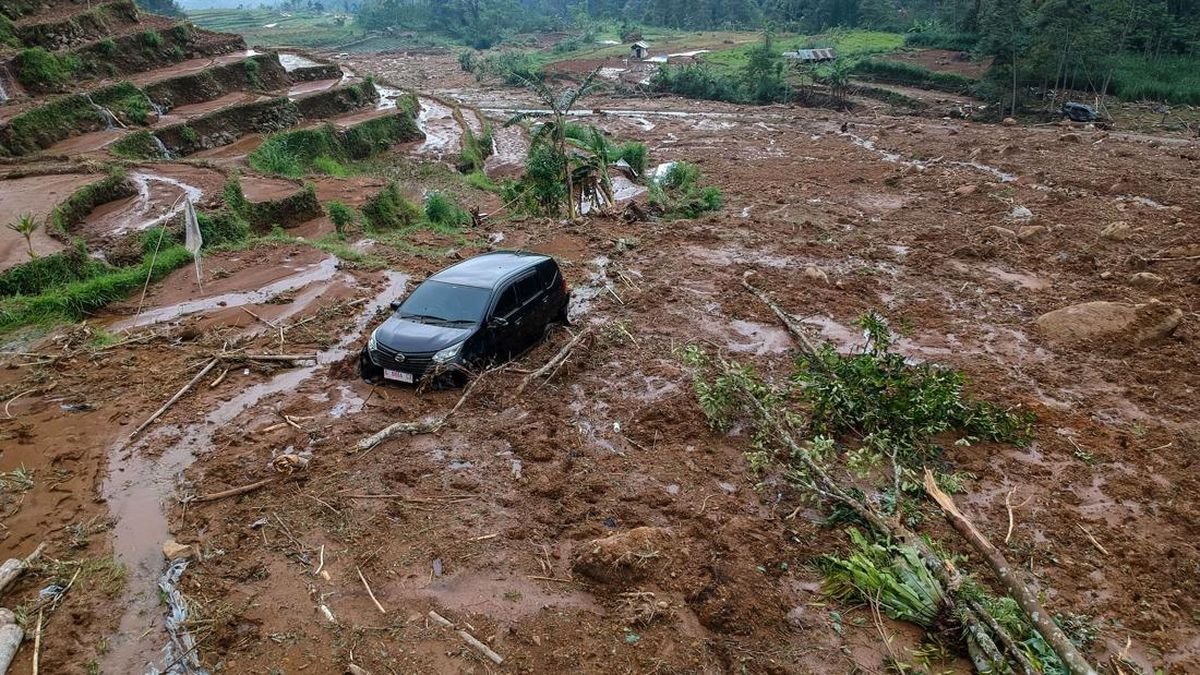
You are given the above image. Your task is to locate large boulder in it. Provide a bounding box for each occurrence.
[1035,300,1183,347]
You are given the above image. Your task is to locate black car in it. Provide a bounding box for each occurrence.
[360,251,570,385]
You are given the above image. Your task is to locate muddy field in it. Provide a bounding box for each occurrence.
[1,46,1199,675]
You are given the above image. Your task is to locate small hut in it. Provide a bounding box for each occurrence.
[630,41,650,61]
[783,48,837,63]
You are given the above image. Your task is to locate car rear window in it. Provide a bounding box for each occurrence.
[399,280,490,324]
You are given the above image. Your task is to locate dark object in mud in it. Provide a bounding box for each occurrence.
[360,251,570,387]
[1061,101,1098,123]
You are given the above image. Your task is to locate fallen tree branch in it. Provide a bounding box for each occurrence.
[741,274,823,358]
[515,327,593,395]
[129,358,219,439]
[190,476,282,504]
[355,366,500,452]
[924,470,1098,675]
[0,542,47,597]
[357,567,386,614]
[458,629,504,665]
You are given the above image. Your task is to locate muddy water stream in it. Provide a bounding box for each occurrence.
[415,96,463,157]
[101,267,410,673]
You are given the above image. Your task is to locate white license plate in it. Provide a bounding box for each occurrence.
[384,368,414,383]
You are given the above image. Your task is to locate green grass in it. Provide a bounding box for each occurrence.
[188,8,363,49]
[853,59,976,93]
[1110,54,1200,104]
[423,192,471,230]
[0,246,192,332]
[249,108,421,178]
[49,169,134,236]
[702,29,904,74]
[13,47,80,90]
[0,246,111,298]
[361,182,421,231]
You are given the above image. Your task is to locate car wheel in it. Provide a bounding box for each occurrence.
[358,346,383,384]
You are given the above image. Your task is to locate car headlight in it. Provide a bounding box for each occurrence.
[433,341,464,364]
[368,329,378,351]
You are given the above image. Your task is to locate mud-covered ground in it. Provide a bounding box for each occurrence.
[1,48,1198,674]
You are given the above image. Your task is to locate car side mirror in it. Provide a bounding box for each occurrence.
[490,316,509,328]
[389,301,402,311]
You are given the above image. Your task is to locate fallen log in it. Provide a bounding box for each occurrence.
[190,476,282,504]
[0,542,47,597]
[459,629,504,665]
[741,274,822,358]
[924,470,1097,675]
[0,609,20,675]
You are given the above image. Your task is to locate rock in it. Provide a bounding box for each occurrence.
[983,225,1017,240]
[1002,117,1018,127]
[1101,221,1133,240]
[1058,133,1082,143]
[1035,300,1183,347]
[803,265,829,284]
[1099,271,1114,280]
[163,539,197,561]
[953,184,978,197]
[1017,225,1049,242]
[1129,272,1165,289]
[1007,206,1034,222]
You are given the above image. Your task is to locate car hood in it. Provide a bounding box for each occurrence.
[372,315,474,353]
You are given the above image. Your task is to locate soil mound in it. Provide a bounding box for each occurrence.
[1035,299,1183,347]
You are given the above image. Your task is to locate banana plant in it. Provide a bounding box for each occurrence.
[6,212,40,260]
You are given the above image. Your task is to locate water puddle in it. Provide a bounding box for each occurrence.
[115,257,341,329]
[278,53,323,72]
[80,172,204,244]
[375,84,403,110]
[726,319,793,355]
[101,268,410,673]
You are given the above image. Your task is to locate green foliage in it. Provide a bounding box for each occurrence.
[465,171,499,192]
[423,192,471,230]
[0,14,16,48]
[196,210,250,249]
[5,213,40,261]
[822,528,946,628]
[616,142,648,177]
[0,246,192,332]
[360,183,420,231]
[134,0,183,17]
[504,142,568,216]
[250,109,421,177]
[1110,54,1200,104]
[457,50,477,73]
[243,57,262,88]
[473,51,544,85]
[853,59,976,93]
[325,200,358,238]
[168,22,193,43]
[312,156,349,177]
[794,313,1034,468]
[742,29,791,103]
[14,48,80,89]
[97,38,118,55]
[111,130,166,159]
[0,248,114,298]
[458,121,494,174]
[649,162,722,219]
[138,30,163,49]
[649,63,743,103]
[905,24,979,51]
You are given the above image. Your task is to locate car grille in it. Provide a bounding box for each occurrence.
[370,343,436,377]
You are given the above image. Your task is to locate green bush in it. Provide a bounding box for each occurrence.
[423,192,471,230]
[312,156,349,177]
[361,183,420,231]
[0,246,111,298]
[457,50,476,73]
[650,64,743,103]
[0,245,192,331]
[1110,54,1200,104]
[14,48,80,89]
[97,38,118,55]
[650,162,722,219]
[904,29,978,52]
[197,210,250,248]
[504,142,568,216]
[138,30,163,49]
[326,200,358,238]
[617,142,647,177]
[112,130,167,159]
[0,14,16,48]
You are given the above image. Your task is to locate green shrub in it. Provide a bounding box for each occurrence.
[465,171,499,192]
[904,29,977,51]
[325,200,357,238]
[0,14,16,48]
[312,156,349,177]
[168,22,193,43]
[14,48,80,89]
[504,142,568,216]
[361,183,420,231]
[243,57,261,88]
[2,94,104,156]
[97,38,118,56]
[649,162,722,219]
[0,245,192,331]
[617,142,647,177]
[423,192,471,230]
[649,64,743,103]
[111,130,166,159]
[139,226,178,254]
[0,246,111,298]
[138,30,163,49]
[457,50,476,73]
[196,210,250,248]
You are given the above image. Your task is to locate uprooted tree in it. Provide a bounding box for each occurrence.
[678,278,1099,675]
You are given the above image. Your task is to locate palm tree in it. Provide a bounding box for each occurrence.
[6,213,41,260]
[505,67,602,218]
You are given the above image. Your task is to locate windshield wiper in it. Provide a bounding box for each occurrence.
[400,313,451,324]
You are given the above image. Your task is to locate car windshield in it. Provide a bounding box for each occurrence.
[397,280,490,325]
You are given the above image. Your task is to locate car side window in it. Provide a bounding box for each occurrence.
[494,285,519,318]
[515,274,541,305]
[537,262,560,290]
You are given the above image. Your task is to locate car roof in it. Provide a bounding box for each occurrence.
[429,251,552,289]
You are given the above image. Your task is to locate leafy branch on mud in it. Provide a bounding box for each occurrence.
[679,282,1096,675]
